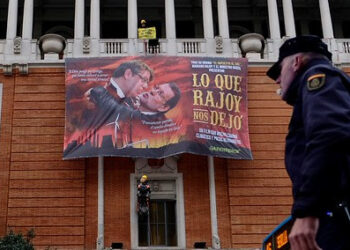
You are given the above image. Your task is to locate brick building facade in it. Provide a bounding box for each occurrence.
[1,0,350,249]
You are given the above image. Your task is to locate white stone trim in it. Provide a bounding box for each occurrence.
[165,0,177,55]
[73,0,85,56]
[208,156,220,249]
[202,0,214,39]
[90,0,100,55]
[97,156,104,250]
[22,0,33,40]
[6,0,18,40]
[319,0,334,38]
[267,0,281,39]
[0,84,2,126]
[21,0,34,57]
[282,0,296,37]
[128,0,138,55]
[217,0,229,39]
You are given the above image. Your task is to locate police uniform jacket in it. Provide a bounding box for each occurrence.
[284,58,350,219]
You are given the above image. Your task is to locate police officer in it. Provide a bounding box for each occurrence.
[266,35,350,250]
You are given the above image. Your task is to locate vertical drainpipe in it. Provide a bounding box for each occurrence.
[97,156,104,250]
[208,156,221,249]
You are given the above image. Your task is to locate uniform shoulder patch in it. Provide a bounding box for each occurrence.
[307,74,326,91]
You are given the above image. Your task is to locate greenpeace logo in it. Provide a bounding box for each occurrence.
[209,146,240,154]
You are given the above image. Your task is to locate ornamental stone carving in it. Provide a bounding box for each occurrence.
[18,63,29,75]
[135,156,178,175]
[3,64,13,76]
[83,37,90,54]
[215,36,223,54]
[13,36,22,54]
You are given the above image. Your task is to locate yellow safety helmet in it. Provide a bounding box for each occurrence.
[141,175,148,180]
[141,19,146,24]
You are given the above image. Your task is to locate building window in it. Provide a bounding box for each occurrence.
[138,0,165,38]
[139,200,177,247]
[0,1,8,39]
[308,20,322,38]
[33,0,75,39]
[101,0,127,38]
[17,0,24,37]
[130,158,186,249]
[343,21,350,38]
[330,1,350,38]
[294,1,321,37]
[175,0,203,38]
[226,0,269,38]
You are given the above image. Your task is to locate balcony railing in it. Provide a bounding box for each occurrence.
[100,39,128,55]
[342,41,350,53]
[334,39,350,62]
[1,38,350,65]
[178,39,204,54]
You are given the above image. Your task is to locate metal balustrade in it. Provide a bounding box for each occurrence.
[183,41,200,53]
[178,39,203,54]
[103,40,126,54]
[1,38,350,64]
[333,39,350,62]
[146,44,160,54]
[342,40,350,53]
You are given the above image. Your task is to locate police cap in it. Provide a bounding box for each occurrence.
[266,35,332,80]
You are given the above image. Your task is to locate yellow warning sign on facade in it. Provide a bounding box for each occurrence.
[138,27,157,39]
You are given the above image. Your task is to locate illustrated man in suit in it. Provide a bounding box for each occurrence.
[133,82,181,121]
[86,60,154,102]
[83,60,154,128]
[89,82,181,148]
[104,60,153,100]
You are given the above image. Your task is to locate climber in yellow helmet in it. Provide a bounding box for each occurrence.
[137,174,151,217]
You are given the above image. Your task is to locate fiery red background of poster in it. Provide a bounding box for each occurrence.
[64,56,252,159]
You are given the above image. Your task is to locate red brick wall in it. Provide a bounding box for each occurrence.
[2,66,347,248]
[84,157,134,249]
[0,73,15,237]
[178,154,212,248]
[1,68,85,249]
[228,67,293,248]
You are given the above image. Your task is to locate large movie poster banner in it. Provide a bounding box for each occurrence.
[64,56,253,160]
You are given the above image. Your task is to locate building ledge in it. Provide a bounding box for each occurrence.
[1,38,350,69]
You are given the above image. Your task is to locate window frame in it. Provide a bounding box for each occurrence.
[138,199,177,247]
[130,173,186,249]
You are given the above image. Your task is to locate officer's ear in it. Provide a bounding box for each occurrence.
[293,54,306,72]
